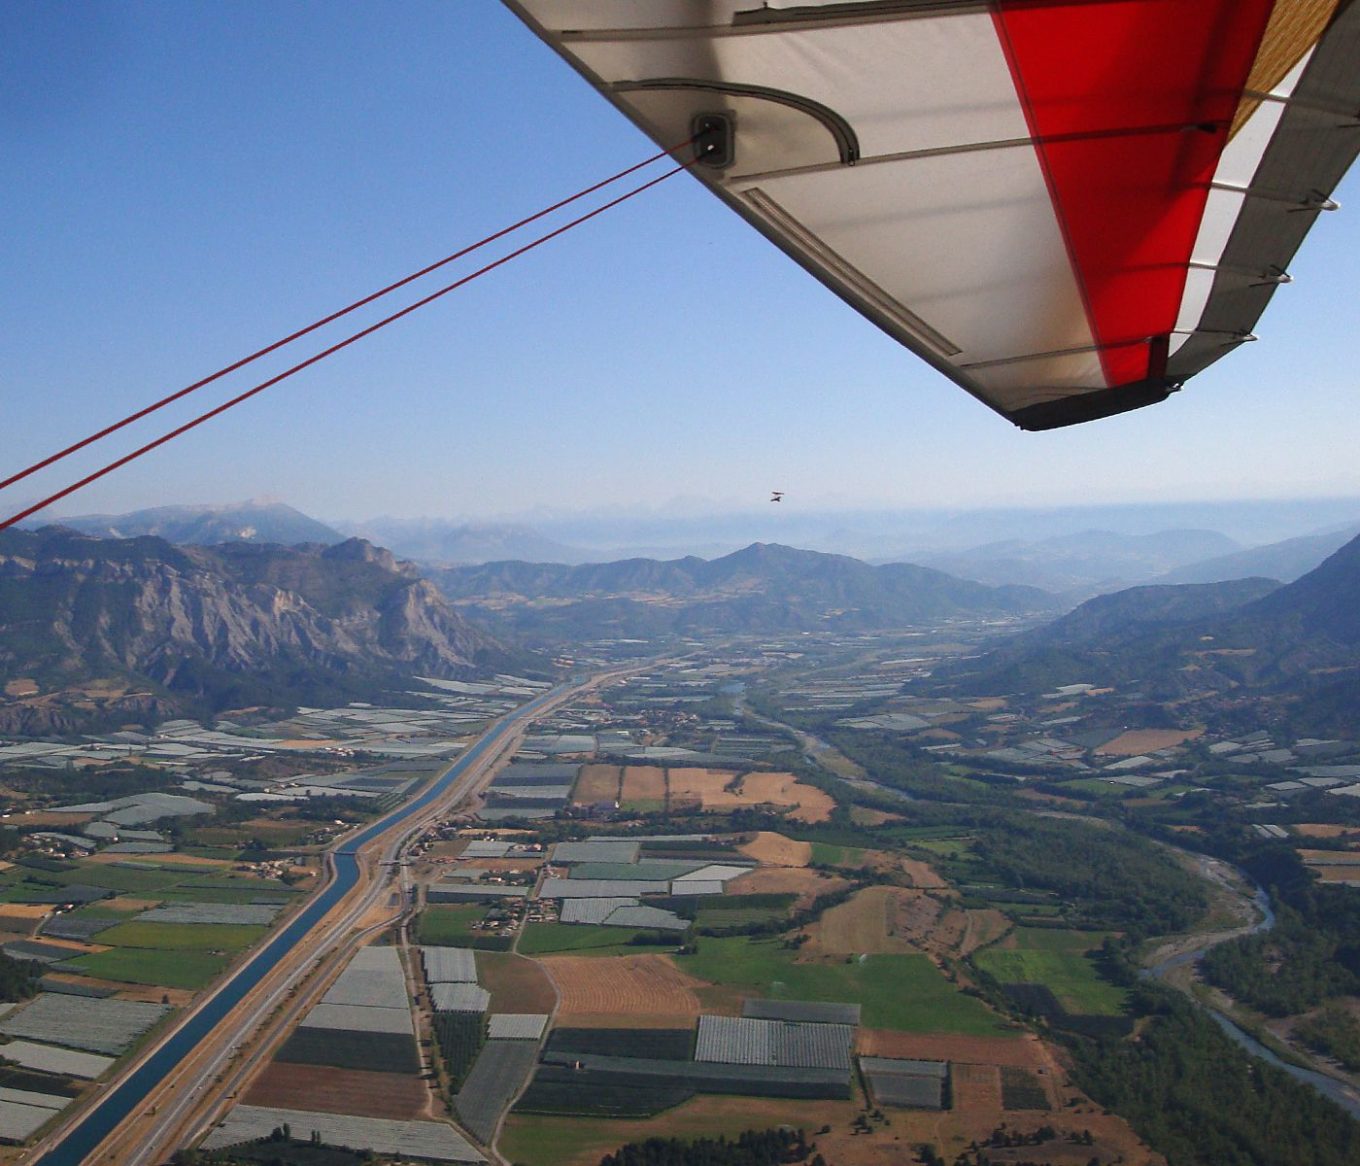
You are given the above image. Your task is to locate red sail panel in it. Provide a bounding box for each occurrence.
[993,0,1275,386]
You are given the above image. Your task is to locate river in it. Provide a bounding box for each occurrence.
[1143,866,1360,1121]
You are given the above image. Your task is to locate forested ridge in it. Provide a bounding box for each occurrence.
[1069,988,1360,1166]
[1201,848,1360,1015]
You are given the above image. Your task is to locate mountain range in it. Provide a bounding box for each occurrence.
[37,501,1360,591]
[346,517,589,565]
[45,501,345,547]
[933,532,1360,735]
[1154,523,1360,586]
[913,528,1243,593]
[0,528,508,733]
[426,542,1055,642]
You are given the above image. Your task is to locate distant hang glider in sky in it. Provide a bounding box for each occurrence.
[506,0,1360,430]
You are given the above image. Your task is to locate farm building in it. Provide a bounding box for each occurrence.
[431,984,491,1013]
[319,945,410,1010]
[278,945,420,1075]
[460,840,514,859]
[559,897,638,924]
[487,1014,549,1041]
[695,1016,854,1071]
[493,763,580,786]
[551,839,641,864]
[0,1087,70,1143]
[0,994,168,1055]
[859,1056,949,1109]
[539,878,664,899]
[600,906,689,931]
[421,947,478,984]
[0,1040,113,1079]
[455,1041,541,1142]
[743,999,861,1025]
[428,883,528,904]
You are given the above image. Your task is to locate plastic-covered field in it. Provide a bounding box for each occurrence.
[0,994,167,1055]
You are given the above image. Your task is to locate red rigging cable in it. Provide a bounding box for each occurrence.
[0,163,687,535]
[0,141,692,497]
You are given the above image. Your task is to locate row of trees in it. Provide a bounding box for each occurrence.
[599,1128,817,1166]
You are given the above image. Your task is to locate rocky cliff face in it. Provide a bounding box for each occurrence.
[0,528,503,713]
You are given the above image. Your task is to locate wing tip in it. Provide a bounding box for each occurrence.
[1006,378,1180,432]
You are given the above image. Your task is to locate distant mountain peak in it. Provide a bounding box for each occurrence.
[42,500,345,547]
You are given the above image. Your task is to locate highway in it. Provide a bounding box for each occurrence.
[28,673,605,1166]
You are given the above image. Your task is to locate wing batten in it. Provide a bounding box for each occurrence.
[1170,0,1360,382]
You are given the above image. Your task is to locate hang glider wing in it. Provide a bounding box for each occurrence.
[505,0,1360,429]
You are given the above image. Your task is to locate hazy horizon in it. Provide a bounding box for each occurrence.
[6,4,1359,528]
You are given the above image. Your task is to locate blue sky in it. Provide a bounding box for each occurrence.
[3,2,1358,525]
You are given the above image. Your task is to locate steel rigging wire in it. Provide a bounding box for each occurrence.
[1,141,699,532]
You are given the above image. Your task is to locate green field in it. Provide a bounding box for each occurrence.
[618,798,666,813]
[518,923,656,956]
[62,947,231,989]
[911,838,974,859]
[94,920,268,951]
[973,937,1127,1017]
[416,905,485,945]
[693,906,786,928]
[809,842,867,867]
[1008,927,1112,952]
[1060,779,1127,797]
[52,865,181,892]
[677,937,1008,1034]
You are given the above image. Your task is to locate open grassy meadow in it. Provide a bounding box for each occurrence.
[415,904,485,945]
[94,920,267,951]
[62,947,231,989]
[518,923,656,956]
[974,928,1126,1016]
[809,841,868,868]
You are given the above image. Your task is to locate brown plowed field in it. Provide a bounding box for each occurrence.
[952,1062,1003,1110]
[543,954,702,1021]
[619,765,667,803]
[857,1029,1044,1068]
[244,1063,428,1119]
[14,812,96,828]
[1314,866,1360,883]
[812,886,921,955]
[727,866,850,907]
[1294,823,1360,839]
[477,951,557,1013]
[0,904,49,933]
[573,764,622,804]
[899,857,947,888]
[1095,728,1203,755]
[664,769,834,822]
[737,831,811,867]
